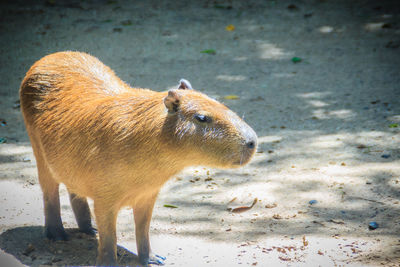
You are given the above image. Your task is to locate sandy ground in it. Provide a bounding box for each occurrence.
[0,0,400,266]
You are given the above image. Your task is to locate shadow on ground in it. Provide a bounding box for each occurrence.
[0,227,139,266]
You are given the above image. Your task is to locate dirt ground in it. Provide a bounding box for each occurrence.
[0,0,400,266]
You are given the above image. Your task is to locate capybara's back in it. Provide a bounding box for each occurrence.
[20,51,257,265]
[20,52,157,197]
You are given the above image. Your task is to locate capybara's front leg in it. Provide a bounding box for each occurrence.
[134,191,165,266]
[69,192,96,235]
[94,201,118,266]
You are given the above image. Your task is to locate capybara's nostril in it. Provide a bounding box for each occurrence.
[246,140,256,149]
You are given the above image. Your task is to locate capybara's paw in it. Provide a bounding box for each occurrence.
[79,225,97,236]
[45,226,69,241]
[143,254,165,266]
[96,253,117,266]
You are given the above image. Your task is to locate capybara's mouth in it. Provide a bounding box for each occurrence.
[232,149,256,167]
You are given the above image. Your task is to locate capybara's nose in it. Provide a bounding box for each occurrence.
[241,124,257,151]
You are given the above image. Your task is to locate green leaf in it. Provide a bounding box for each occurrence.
[389,123,398,128]
[163,204,178,208]
[201,49,216,55]
[291,57,302,63]
[224,95,240,100]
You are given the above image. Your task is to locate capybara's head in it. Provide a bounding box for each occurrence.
[163,79,257,168]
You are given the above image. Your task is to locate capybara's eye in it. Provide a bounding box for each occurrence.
[194,114,212,123]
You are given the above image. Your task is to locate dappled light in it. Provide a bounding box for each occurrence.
[312,108,355,120]
[1,0,399,266]
[318,26,335,33]
[307,100,329,108]
[365,22,387,31]
[256,41,292,60]
[216,74,247,82]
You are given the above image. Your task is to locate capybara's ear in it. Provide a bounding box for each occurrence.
[178,79,192,90]
[164,89,181,112]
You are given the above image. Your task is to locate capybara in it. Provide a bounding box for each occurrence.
[19,51,257,266]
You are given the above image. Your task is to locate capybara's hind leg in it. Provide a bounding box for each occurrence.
[38,166,68,241]
[69,192,96,235]
[33,141,68,241]
[43,183,68,241]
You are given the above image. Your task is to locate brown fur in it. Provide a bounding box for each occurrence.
[19,51,257,266]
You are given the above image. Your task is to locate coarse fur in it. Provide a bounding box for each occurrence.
[19,51,257,266]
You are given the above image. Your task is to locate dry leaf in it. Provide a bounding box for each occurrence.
[278,256,291,261]
[329,219,344,224]
[276,247,286,254]
[272,214,282,219]
[228,197,237,204]
[226,24,235,31]
[302,236,309,246]
[229,198,257,213]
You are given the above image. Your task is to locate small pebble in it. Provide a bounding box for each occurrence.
[368,221,379,230]
[287,4,298,10]
[23,244,35,256]
[13,102,20,109]
[309,200,317,205]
